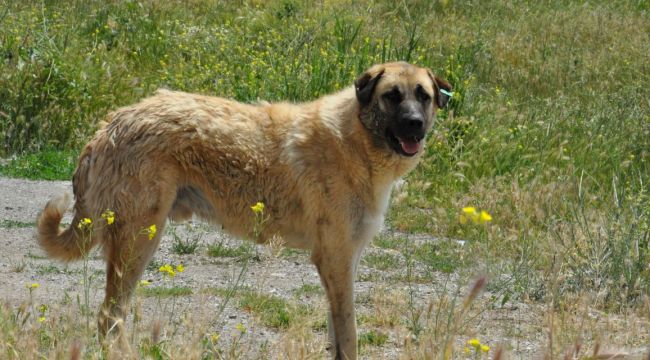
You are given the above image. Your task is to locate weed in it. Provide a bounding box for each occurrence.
[10,260,27,273]
[168,223,202,255]
[358,330,388,348]
[0,220,35,228]
[206,242,252,259]
[138,286,192,298]
[292,283,323,298]
[362,252,400,271]
[413,241,466,274]
[35,264,74,275]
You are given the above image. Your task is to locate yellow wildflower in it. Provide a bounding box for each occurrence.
[101,209,115,225]
[77,218,92,229]
[38,316,46,323]
[481,344,490,352]
[460,207,493,225]
[235,323,246,333]
[460,207,478,224]
[176,264,185,273]
[210,333,220,342]
[467,338,481,348]
[26,283,40,289]
[159,264,175,278]
[148,224,157,240]
[479,211,492,223]
[139,280,151,287]
[463,346,471,354]
[250,202,265,214]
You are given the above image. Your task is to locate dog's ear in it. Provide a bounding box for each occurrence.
[427,70,452,108]
[355,67,385,106]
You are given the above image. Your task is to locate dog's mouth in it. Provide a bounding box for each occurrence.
[386,129,423,157]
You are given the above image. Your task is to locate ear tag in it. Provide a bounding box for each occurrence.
[440,89,453,97]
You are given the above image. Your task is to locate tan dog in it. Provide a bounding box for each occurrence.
[37,62,451,359]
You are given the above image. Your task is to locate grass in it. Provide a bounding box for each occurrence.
[0,149,77,180]
[358,330,388,348]
[412,241,466,274]
[362,252,400,271]
[35,264,74,276]
[138,286,192,298]
[168,224,202,255]
[205,287,312,329]
[206,242,252,259]
[292,283,323,298]
[0,0,648,358]
[0,220,35,228]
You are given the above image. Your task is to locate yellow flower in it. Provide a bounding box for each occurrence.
[26,283,40,289]
[159,264,176,278]
[139,280,151,287]
[148,224,157,240]
[101,209,115,225]
[235,323,246,333]
[463,346,471,354]
[77,218,92,229]
[467,338,481,348]
[481,344,490,352]
[176,264,184,273]
[38,316,46,323]
[462,207,477,214]
[461,207,479,224]
[479,211,492,223]
[460,207,493,225]
[210,333,220,342]
[250,202,265,214]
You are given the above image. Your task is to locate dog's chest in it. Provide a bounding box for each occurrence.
[356,181,393,244]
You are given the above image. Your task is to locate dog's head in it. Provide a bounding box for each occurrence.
[355,62,451,157]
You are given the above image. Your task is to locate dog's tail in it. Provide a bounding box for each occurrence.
[37,193,97,261]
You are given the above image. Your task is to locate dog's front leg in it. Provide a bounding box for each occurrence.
[312,240,359,360]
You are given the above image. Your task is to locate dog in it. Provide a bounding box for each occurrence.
[37,61,451,359]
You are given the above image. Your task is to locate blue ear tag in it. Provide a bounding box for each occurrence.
[440,89,453,97]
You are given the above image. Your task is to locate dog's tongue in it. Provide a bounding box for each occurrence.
[398,138,421,155]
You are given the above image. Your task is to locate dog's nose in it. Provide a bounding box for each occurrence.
[406,117,423,129]
[403,115,424,130]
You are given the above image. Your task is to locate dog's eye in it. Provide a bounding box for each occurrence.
[382,89,402,104]
[416,85,431,103]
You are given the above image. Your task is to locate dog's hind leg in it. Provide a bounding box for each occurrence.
[98,219,164,338]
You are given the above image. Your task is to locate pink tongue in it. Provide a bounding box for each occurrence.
[399,138,421,155]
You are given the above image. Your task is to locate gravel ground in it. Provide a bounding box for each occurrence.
[0,177,647,359]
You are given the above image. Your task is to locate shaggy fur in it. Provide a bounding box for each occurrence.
[37,62,451,359]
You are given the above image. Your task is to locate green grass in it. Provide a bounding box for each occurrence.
[292,283,323,298]
[0,149,77,180]
[206,242,252,258]
[412,241,466,274]
[138,286,192,298]
[205,287,311,329]
[358,330,388,348]
[168,225,202,255]
[0,220,35,229]
[362,252,400,271]
[373,234,405,250]
[35,264,74,276]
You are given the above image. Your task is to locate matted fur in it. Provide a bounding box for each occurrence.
[37,62,451,359]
